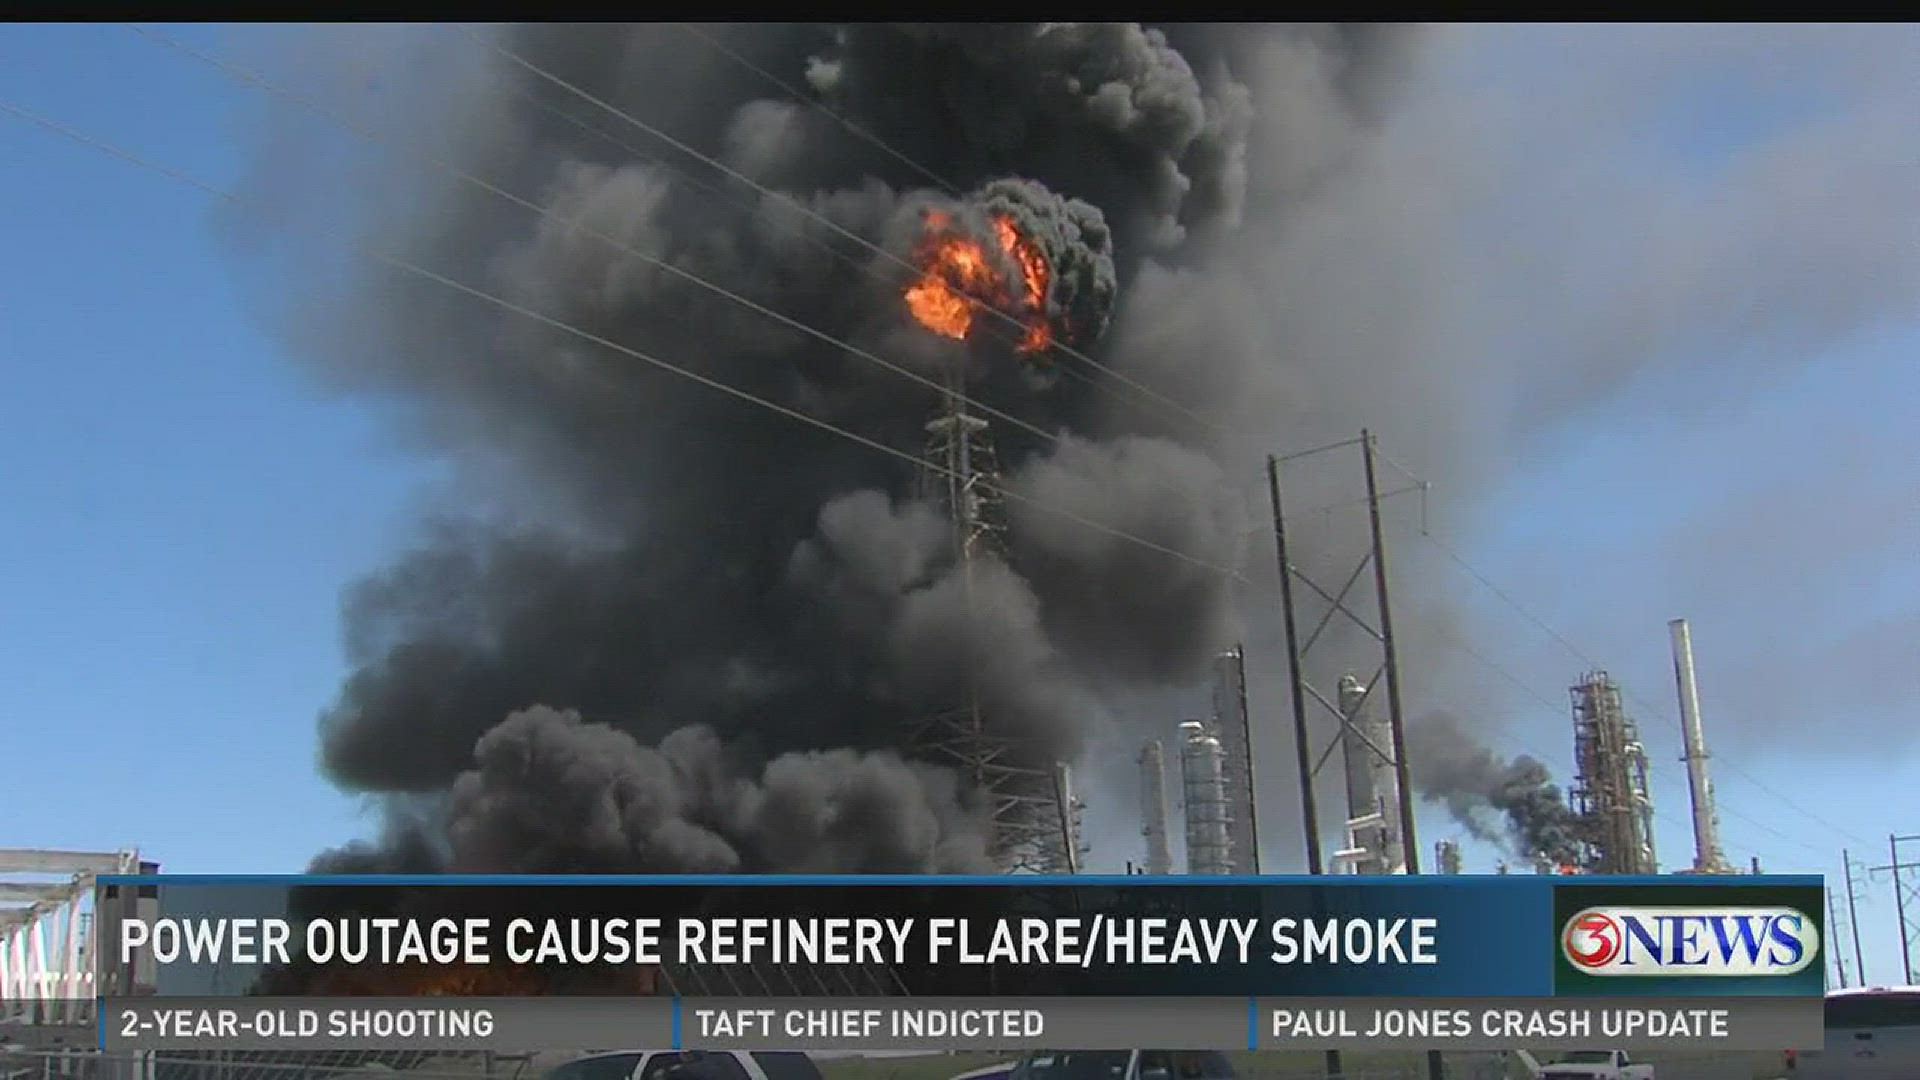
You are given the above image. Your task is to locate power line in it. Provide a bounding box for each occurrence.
[460,38,1041,365]
[1423,622,1829,861]
[135,26,1243,585]
[128,25,1069,456]
[457,24,1227,438]
[669,20,1864,859]
[19,80,1831,868]
[0,97,1243,588]
[1422,532,1871,846]
[672,23,963,199]
[73,27,1866,865]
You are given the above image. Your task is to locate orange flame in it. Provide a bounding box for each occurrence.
[904,210,1053,353]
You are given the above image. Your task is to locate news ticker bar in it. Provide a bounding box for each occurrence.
[100,996,1820,1052]
[102,875,1829,999]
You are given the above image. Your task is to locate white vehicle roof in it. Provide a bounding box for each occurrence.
[1828,985,1920,997]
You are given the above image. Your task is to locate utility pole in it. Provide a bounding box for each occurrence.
[1827,883,1843,983]
[1268,454,1324,878]
[1361,430,1442,1080]
[1266,454,1336,1080]
[1844,849,1869,985]
[1268,432,1433,1080]
[1362,431,1421,875]
[1826,889,1850,988]
[1869,834,1920,986]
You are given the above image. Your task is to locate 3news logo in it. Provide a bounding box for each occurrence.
[1560,905,1818,977]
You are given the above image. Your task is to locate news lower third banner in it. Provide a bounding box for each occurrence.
[87,874,1826,1051]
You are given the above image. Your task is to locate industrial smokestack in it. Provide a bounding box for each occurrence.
[1051,761,1083,875]
[1179,720,1233,875]
[1668,619,1730,874]
[1138,741,1173,876]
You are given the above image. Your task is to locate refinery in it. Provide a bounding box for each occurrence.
[4,22,1908,1053]
[1129,616,1750,877]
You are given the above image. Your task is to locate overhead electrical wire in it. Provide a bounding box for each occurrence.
[128,25,1069,456]
[456,24,1226,438]
[672,23,965,199]
[0,97,1243,588]
[99,25,1859,864]
[1423,534,1871,847]
[664,23,1864,858]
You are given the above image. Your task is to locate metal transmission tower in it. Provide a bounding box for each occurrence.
[1209,645,1262,873]
[1568,672,1659,874]
[914,386,1074,874]
[1869,834,1920,986]
[1265,431,1427,878]
[1267,430,1436,1080]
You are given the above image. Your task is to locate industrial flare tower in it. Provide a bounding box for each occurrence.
[1567,671,1659,874]
[1669,618,1732,874]
[915,387,1078,874]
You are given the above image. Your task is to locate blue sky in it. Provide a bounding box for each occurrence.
[2,24,1914,986]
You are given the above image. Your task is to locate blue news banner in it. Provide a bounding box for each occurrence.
[91,874,1826,1053]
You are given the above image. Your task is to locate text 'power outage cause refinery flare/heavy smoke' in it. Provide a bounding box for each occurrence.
[117,915,1442,968]
[228,22,1845,879]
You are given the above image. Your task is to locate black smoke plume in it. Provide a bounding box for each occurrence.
[1409,712,1588,866]
[225,23,1409,874]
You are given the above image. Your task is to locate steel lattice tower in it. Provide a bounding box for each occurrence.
[914,385,1077,874]
[1568,671,1659,874]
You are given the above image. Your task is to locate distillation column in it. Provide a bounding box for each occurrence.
[1332,674,1404,874]
[1180,721,1234,875]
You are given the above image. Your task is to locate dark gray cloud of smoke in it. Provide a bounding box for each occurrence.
[234,23,1915,877]
[222,22,1404,874]
[313,707,991,874]
[1409,712,1587,866]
